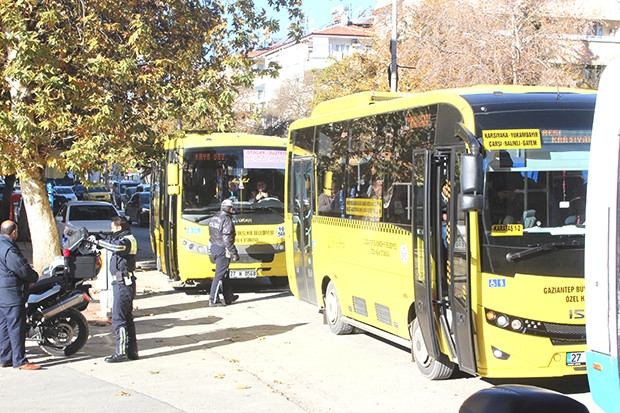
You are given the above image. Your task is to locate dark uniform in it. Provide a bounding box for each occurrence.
[0,226,39,369]
[208,200,239,306]
[98,226,138,362]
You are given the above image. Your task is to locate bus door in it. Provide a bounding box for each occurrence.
[290,156,317,305]
[445,148,476,375]
[163,192,179,279]
[413,149,441,359]
[413,148,476,375]
[162,152,180,280]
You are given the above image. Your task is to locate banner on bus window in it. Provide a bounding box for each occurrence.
[346,198,382,218]
[491,224,523,236]
[243,149,286,169]
[483,129,541,150]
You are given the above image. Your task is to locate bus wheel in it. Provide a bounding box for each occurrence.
[324,281,354,335]
[410,318,455,380]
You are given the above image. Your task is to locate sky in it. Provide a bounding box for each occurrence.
[255,0,379,37]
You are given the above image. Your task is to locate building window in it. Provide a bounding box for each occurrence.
[330,43,351,58]
[589,22,604,37]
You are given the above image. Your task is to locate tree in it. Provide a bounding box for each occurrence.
[237,72,315,137]
[0,0,302,271]
[313,52,388,104]
[313,0,595,104]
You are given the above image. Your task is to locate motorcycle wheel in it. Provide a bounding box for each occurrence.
[39,307,89,357]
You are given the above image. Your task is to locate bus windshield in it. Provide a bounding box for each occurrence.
[181,146,285,224]
[478,109,592,278]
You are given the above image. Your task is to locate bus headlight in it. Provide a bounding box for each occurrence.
[510,319,523,331]
[496,315,509,328]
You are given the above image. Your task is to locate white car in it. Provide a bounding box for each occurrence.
[55,201,121,239]
[52,185,78,202]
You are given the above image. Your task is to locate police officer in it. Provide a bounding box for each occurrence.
[0,220,40,370]
[93,216,139,363]
[208,199,240,307]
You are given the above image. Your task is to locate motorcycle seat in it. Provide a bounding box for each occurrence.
[28,284,61,305]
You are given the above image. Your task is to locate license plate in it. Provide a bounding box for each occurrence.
[229,269,257,279]
[566,351,586,366]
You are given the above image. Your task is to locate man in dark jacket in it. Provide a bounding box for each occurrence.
[93,216,138,363]
[0,220,40,370]
[208,199,240,307]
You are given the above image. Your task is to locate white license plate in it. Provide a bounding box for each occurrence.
[566,351,585,366]
[229,269,257,279]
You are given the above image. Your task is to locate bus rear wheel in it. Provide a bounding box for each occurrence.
[324,281,354,335]
[410,318,455,380]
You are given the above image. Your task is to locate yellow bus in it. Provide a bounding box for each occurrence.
[151,131,288,288]
[285,87,595,379]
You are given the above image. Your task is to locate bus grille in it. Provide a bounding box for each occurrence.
[353,296,368,317]
[375,303,392,326]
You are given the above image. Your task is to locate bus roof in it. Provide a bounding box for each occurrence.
[295,85,596,132]
[164,131,287,150]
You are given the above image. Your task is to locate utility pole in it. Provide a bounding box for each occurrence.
[390,0,398,92]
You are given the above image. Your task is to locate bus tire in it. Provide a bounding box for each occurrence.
[324,281,354,335]
[410,318,455,380]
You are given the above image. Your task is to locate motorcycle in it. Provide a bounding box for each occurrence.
[26,227,101,357]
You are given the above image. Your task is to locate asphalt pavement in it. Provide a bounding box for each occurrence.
[4,240,603,413]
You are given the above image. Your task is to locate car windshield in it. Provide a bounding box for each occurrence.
[120,182,139,192]
[55,187,73,194]
[69,205,118,220]
[89,187,107,193]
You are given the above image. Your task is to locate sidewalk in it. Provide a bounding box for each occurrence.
[1,259,308,413]
[16,240,169,322]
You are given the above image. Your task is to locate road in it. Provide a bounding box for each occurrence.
[3,224,602,413]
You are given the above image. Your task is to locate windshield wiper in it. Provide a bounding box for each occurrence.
[183,213,216,223]
[505,240,584,262]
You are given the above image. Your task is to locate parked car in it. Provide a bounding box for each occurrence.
[52,185,78,202]
[72,184,86,200]
[83,186,112,202]
[125,192,150,226]
[54,201,121,239]
[111,180,139,207]
[136,183,151,193]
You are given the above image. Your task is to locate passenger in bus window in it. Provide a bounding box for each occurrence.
[252,180,270,201]
[490,173,524,225]
[441,182,449,248]
[391,186,406,223]
[369,179,383,200]
[564,176,586,225]
[318,183,337,215]
[224,181,238,201]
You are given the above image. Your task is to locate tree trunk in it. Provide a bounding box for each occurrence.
[19,168,61,272]
[0,174,16,222]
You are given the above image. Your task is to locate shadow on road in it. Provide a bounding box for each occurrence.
[483,374,590,394]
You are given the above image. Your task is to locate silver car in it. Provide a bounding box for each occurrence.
[55,201,121,239]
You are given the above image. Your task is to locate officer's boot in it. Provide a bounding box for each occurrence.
[209,280,225,307]
[105,327,129,363]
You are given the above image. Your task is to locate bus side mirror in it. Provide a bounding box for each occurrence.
[167,164,179,186]
[460,153,483,212]
[167,163,179,195]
